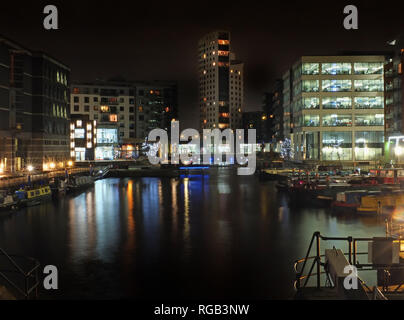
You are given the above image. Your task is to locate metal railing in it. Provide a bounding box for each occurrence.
[294,231,404,296]
[0,247,40,299]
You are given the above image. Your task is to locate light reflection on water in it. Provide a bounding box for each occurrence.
[0,168,386,299]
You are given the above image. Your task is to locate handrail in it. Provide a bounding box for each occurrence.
[294,231,404,296]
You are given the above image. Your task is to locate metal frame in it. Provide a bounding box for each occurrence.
[294,231,404,296]
[0,247,40,299]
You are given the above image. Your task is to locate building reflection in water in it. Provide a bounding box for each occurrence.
[68,180,121,264]
[183,178,190,243]
[0,170,390,299]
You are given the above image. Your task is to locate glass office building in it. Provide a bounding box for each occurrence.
[282,55,386,163]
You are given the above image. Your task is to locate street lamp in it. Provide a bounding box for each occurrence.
[27,165,34,172]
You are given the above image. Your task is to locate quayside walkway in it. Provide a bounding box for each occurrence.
[0,168,90,189]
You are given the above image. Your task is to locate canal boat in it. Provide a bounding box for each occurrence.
[67,175,94,193]
[332,190,370,213]
[0,191,19,211]
[356,191,403,215]
[15,186,52,207]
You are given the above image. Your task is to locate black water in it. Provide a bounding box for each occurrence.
[0,168,386,299]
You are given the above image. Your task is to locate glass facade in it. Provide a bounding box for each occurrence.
[354,131,384,161]
[353,62,383,75]
[354,96,383,109]
[303,114,319,127]
[321,63,351,75]
[302,80,319,92]
[355,114,384,126]
[302,63,319,75]
[95,146,115,160]
[96,128,118,144]
[354,79,383,92]
[302,97,319,109]
[74,128,85,139]
[322,132,352,161]
[322,114,352,127]
[285,57,385,163]
[322,80,351,92]
[305,132,319,160]
[322,97,351,109]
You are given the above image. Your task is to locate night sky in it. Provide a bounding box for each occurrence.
[1,0,404,128]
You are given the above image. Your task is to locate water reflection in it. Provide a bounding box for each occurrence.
[0,168,387,299]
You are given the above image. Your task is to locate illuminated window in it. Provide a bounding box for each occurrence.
[109,114,118,122]
[301,63,319,75]
[322,114,352,127]
[100,105,110,112]
[322,63,351,75]
[76,120,82,127]
[138,106,143,112]
[355,114,384,126]
[354,97,383,109]
[322,97,351,109]
[354,79,383,92]
[354,62,383,75]
[322,80,351,92]
[74,128,85,138]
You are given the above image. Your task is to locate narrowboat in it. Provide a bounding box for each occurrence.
[15,186,52,207]
[356,191,403,215]
[332,190,369,213]
[67,175,94,193]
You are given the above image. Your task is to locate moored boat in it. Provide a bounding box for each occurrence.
[15,186,52,207]
[332,190,369,213]
[356,191,404,216]
[67,175,94,193]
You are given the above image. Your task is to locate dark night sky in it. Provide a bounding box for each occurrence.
[1,0,404,128]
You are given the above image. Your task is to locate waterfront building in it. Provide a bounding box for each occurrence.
[70,80,178,160]
[70,115,97,161]
[199,31,243,131]
[384,37,404,162]
[70,82,134,160]
[134,81,178,140]
[282,55,387,165]
[263,79,284,150]
[0,35,70,173]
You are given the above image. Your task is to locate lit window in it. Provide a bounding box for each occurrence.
[109,114,118,122]
[100,105,110,112]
